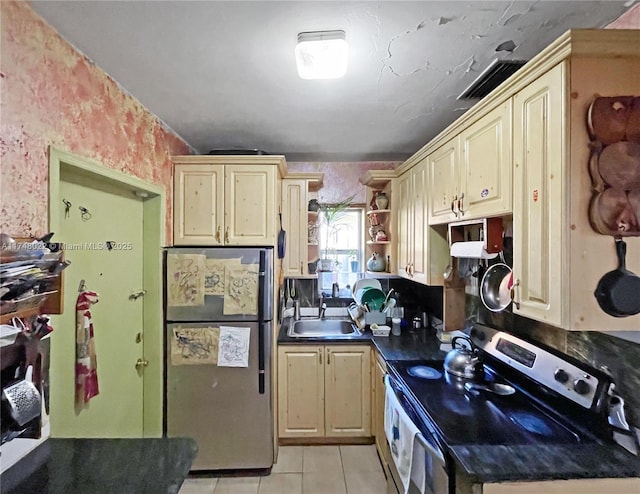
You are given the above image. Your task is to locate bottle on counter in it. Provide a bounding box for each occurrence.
[391,317,401,336]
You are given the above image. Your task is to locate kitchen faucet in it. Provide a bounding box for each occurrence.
[318,301,327,320]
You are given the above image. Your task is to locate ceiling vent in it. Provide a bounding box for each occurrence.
[457,59,528,100]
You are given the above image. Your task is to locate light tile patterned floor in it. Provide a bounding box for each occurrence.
[179,445,386,494]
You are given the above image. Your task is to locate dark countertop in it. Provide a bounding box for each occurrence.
[276,317,640,482]
[277,316,446,360]
[0,437,197,494]
[370,330,447,361]
[450,443,640,483]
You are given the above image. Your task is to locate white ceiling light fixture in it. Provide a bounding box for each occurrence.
[295,30,348,80]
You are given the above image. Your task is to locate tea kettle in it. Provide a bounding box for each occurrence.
[444,336,484,379]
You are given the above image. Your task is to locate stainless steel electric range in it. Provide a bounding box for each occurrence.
[384,323,636,494]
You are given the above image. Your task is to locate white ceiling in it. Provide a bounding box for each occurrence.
[30,1,633,162]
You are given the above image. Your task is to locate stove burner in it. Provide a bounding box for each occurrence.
[408,365,442,380]
[508,411,554,437]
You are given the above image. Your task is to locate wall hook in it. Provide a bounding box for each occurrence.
[79,206,92,221]
[78,279,87,292]
[63,199,72,218]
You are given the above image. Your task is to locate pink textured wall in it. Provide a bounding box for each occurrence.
[288,161,399,204]
[606,3,640,28]
[0,1,191,241]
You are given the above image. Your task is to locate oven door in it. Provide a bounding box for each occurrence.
[385,376,450,494]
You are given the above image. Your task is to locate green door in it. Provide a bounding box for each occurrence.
[50,174,145,437]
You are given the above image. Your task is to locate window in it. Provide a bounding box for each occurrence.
[318,207,364,293]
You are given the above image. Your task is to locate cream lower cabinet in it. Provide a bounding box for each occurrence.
[481,477,640,494]
[173,156,282,246]
[278,344,371,438]
[372,350,390,473]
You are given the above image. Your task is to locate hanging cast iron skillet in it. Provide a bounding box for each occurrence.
[594,238,640,317]
[277,212,286,259]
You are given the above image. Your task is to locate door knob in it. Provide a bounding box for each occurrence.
[135,358,149,370]
[129,290,147,301]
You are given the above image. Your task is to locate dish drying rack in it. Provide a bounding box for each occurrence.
[348,303,387,330]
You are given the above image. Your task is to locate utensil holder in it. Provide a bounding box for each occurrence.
[2,379,41,427]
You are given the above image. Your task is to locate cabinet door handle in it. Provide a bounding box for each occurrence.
[319,350,322,365]
[510,278,521,310]
[451,195,459,217]
[458,193,466,215]
[327,349,331,365]
[215,226,221,243]
[300,261,303,275]
[225,227,230,243]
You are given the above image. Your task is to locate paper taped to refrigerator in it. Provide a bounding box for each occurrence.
[204,258,242,296]
[223,264,259,315]
[167,254,206,306]
[171,326,219,365]
[217,326,250,367]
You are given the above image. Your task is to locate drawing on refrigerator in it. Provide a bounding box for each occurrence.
[164,247,274,471]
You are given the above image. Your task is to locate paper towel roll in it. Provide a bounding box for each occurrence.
[450,241,499,259]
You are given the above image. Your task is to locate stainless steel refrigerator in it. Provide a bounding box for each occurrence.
[164,247,273,471]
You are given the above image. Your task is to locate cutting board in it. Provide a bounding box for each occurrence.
[443,257,466,331]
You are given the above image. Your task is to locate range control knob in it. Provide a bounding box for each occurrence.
[573,378,590,395]
[554,368,569,383]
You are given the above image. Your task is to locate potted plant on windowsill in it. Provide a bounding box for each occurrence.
[349,250,360,273]
[318,195,355,272]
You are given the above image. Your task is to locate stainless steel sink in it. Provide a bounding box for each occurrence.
[287,319,360,338]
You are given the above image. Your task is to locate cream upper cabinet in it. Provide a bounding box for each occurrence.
[278,344,371,438]
[398,163,428,284]
[411,163,428,284]
[173,164,224,245]
[224,165,276,245]
[280,173,323,277]
[512,63,565,327]
[281,179,307,276]
[459,100,512,219]
[397,162,449,285]
[172,155,284,246]
[396,171,412,277]
[427,139,459,224]
[511,33,640,331]
[427,101,512,225]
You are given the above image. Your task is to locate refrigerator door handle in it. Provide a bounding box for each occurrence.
[258,250,266,394]
[258,322,265,394]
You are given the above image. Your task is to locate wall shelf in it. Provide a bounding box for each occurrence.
[366,209,391,216]
[0,239,65,325]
